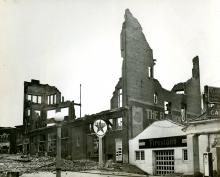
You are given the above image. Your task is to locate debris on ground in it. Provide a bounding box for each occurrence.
[0,154,147,176]
[0,154,97,175]
[105,163,148,175]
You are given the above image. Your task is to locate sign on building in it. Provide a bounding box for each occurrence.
[207,104,220,118]
[139,136,187,149]
[205,86,220,103]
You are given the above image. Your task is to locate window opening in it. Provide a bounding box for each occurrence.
[154,93,158,104]
[148,66,153,78]
[38,96,42,104]
[176,90,185,94]
[89,124,93,132]
[50,95,53,105]
[48,133,56,152]
[116,117,122,130]
[118,89,122,107]
[27,95,32,101]
[135,150,145,160]
[182,149,188,161]
[108,119,113,130]
[181,104,187,122]
[54,94,57,104]
[164,101,171,114]
[32,95,37,103]
[47,96,50,105]
[27,109,30,116]
[34,110,41,116]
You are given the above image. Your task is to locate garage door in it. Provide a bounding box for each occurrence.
[155,150,174,175]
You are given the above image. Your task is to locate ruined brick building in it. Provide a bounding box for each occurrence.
[1,9,204,165]
[111,9,201,139]
[22,79,77,155]
[0,127,16,154]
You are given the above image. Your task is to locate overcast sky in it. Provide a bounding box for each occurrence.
[0,0,220,127]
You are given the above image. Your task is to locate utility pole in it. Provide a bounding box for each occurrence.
[80,84,81,118]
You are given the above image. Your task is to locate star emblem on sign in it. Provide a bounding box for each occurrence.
[93,119,107,137]
[95,120,105,133]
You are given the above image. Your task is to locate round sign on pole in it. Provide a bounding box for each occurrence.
[93,119,107,137]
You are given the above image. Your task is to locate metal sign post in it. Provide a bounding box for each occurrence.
[93,119,107,168]
[98,136,103,167]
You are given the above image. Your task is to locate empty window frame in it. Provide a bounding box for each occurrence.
[118,89,122,107]
[148,66,153,78]
[154,93,158,104]
[54,94,57,104]
[181,104,187,122]
[50,95,53,105]
[182,149,188,161]
[34,110,41,116]
[27,95,32,101]
[48,133,56,152]
[108,119,113,130]
[32,95,37,103]
[176,90,185,94]
[89,124,93,132]
[47,96,50,105]
[135,150,145,160]
[164,101,171,114]
[116,117,123,130]
[38,96,42,104]
[27,109,31,116]
[47,110,56,119]
[47,95,56,105]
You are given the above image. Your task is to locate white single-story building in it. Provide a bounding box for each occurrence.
[129,120,189,175]
[129,117,220,176]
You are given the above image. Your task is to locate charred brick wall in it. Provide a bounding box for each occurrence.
[23,79,76,155]
[111,9,202,139]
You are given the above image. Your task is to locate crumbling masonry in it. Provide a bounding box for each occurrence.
[1,9,203,164]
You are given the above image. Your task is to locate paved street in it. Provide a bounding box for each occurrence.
[21,170,147,177]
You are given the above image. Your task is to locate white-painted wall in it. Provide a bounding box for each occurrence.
[185,119,220,175]
[198,134,219,173]
[129,120,189,175]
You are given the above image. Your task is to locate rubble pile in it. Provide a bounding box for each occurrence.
[61,159,98,171]
[0,154,146,175]
[0,154,98,174]
[39,159,98,172]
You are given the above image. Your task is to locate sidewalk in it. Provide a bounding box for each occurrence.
[80,170,148,177]
[20,170,148,177]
